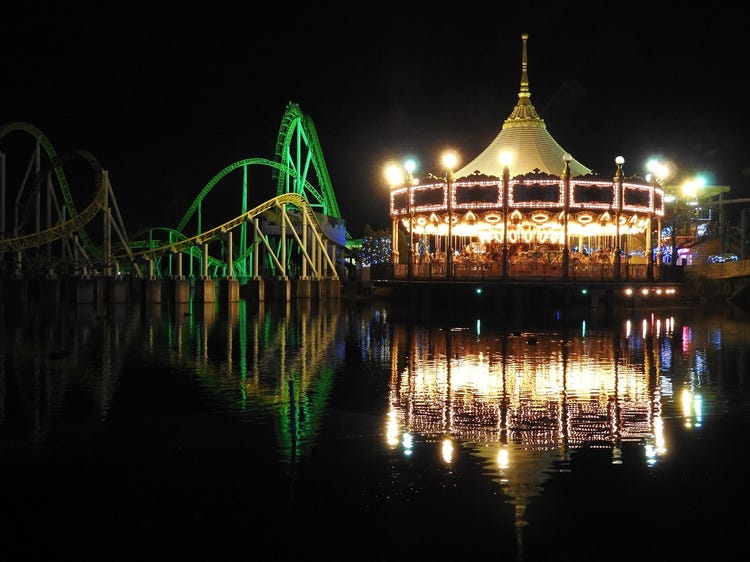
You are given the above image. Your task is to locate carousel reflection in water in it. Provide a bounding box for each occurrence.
[382,312,689,527]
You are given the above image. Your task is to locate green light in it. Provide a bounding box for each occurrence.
[475,287,483,294]
[581,288,588,295]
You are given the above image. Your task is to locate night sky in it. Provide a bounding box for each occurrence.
[3,4,749,236]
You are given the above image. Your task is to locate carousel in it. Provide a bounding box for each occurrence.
[387,34,666,282]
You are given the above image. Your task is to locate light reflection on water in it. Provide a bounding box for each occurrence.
[384,315,668,530]
[1,297,749,560]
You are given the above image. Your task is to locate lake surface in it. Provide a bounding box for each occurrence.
[1,296,749,561]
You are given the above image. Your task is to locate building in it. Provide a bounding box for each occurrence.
[386,34,667,283]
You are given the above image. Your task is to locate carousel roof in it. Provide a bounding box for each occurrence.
[454,34,592,181]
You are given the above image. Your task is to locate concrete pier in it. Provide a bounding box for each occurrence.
[108,278,128,304]
[241,279,264,302]
[170,279,191,304]
[294,278,312,299]
[143,279,162,305]
[219,278,240,304]
[267,278,291,302]
[195,279,216,303]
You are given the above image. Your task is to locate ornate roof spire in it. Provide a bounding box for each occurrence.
[453,34,591,179]
[505,33,543,126]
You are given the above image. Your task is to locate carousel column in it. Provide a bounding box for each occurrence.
[391,215,400,270]
[405,159,416,281]
[385,161,409,280]
[562,153,572,280]
[501,157,511,280]
[646,174,659,280]
[614,156,625,280]
[442,151,459,281]
[646,216,653,280]
[447,172,453,280]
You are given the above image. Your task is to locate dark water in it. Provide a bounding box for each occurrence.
[1,296,749,561]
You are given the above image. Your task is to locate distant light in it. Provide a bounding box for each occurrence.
[475,287,483,295]
[646,158,670,181]
[581,288,588,295]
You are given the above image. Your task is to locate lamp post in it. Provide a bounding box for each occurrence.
[500,151,513,279]
[561,153,572,280]
[442,151,458,280]
[614,156,624,280]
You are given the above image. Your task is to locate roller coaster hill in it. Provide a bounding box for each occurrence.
[0,102,357,304]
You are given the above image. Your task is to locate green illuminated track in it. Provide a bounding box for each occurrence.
[0,101,348,275]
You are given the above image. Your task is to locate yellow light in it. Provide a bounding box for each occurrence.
[499,150,514,168]
[682,180,697,198]
[442,150,459,171]
[646,158,670,182]
[441,437,454,464]
[385,409,400,448]
[681,176,706,199]
[385,163,404,187]
[497,446,510,470]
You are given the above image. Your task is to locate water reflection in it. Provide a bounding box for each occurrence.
[2,296,749,559]
[0,299,345,473]
[374,305,743,546]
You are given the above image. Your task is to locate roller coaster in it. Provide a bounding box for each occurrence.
[0,102,349,284]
